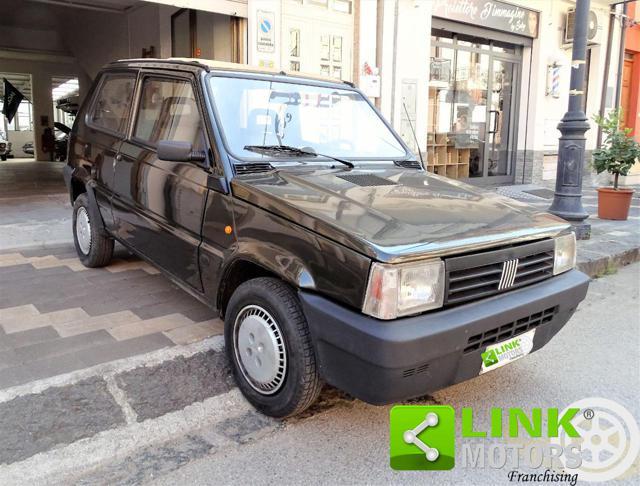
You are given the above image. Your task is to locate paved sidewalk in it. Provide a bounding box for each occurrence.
[0,160,70,250]
[0,244,222,390]
[496,183,640,275]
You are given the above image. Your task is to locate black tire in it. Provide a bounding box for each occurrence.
[0,155,6,161]
[72,193,114,268]
[225,277,323,418]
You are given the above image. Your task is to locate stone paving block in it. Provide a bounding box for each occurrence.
[0,304,39,322]
[25,352,89,384]
[12,330,115,364]
[18,245,75,258]
[54,310,142,337]
[1,264,73,286]
[0,263,37,278]
[130,297,211,321]
[81,289,182,318]
[115,349,234,421]
[0,348,19,371]
[163,319,224,345]
[107,259,160,275]
[1,326,60,349]
[0,363,36,390]
[0,377,125,464]
[180,305,218,323]
[1,307,90,334]
[108,314,194,341]
[75,333,173,368]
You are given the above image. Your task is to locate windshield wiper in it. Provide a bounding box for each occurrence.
[243,145,354,169]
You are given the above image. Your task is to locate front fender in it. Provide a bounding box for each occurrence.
[225,240,316,290]
[227,198,371,311]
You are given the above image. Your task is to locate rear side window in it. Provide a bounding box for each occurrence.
[89,73,136,134]
[133,77,204,150]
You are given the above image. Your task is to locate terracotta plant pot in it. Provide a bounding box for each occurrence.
[596,187,635,220]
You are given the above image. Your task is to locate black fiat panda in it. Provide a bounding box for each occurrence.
[64,58,589,417]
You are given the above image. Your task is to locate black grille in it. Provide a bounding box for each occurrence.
[445,239,555,306]
[463,306,558,353]
[402,362,430,378]
[234,163,274,175]
[337,174,397,186]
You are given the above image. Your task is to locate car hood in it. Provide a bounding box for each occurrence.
[231,167,569,263]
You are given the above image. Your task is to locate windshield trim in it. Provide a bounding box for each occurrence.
[204,72,412,164]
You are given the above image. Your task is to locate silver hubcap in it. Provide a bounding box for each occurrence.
[233,305,286,395]
[76,207,91,255]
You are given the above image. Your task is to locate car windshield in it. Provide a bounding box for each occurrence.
[208,76,408,161]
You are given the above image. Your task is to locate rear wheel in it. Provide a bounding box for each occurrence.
[72,193,114,268]
[225,277,322,417]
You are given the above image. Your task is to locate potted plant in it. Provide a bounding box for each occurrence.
[592,109,640,220]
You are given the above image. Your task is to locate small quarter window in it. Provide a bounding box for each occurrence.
[134,77,204,150]
[90,74,135,134]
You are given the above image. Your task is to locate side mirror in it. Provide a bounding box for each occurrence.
[157,140,206,164]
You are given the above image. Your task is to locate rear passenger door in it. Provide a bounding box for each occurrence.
[83,71,137,229]
[112,72,209,291]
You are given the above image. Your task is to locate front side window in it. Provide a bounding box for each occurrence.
[90,74,136,134]
[134,77,204,150]
[208,76,407,161]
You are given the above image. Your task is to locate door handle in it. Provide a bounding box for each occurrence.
[489,110,500,134]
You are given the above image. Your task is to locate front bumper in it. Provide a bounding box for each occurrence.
[299,269,590,404]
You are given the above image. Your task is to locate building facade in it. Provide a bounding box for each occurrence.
[354,0,629,186]
[1,0,631,186]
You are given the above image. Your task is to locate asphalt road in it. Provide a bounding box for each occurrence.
[152,264,640,486]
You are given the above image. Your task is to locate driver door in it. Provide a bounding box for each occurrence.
[112,73,209,291]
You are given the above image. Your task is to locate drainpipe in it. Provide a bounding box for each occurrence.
[375,0,384,109]
[597,4,616,148]
[390,0,400,126]
[614,2,629,107]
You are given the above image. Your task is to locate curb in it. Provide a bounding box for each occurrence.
[577,246,640,278]
[0,336,248,472]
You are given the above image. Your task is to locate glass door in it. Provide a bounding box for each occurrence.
[486,58,517,182]
[455,49,490,179]
[428,32,521,184]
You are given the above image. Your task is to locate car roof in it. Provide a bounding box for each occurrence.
[108,58,352,87]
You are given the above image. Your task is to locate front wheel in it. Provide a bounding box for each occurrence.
[225,277,323,417]
[72,193,114,268]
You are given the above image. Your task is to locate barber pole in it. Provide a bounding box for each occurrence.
[551,65,560,98]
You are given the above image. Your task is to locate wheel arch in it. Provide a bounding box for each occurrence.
[217,249,316,318]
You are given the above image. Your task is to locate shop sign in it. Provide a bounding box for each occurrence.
[256,10,275,53]
[433,0,539,38]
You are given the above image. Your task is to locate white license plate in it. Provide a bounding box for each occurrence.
[479,329,536,374]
